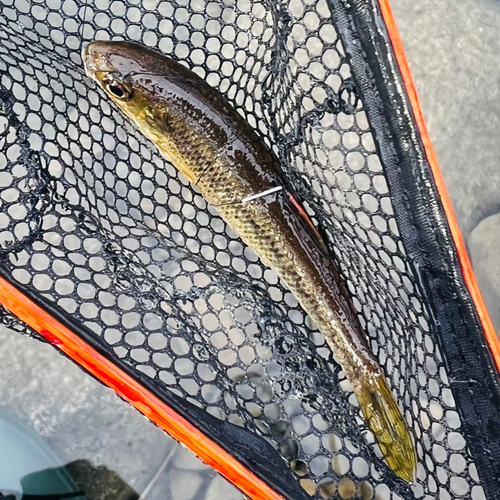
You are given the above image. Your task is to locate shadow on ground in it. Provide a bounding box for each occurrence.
[65,461,138,500]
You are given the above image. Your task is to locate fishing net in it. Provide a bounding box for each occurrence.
[0,0,499,499]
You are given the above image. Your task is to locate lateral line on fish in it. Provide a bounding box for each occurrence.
[241,186,283,203]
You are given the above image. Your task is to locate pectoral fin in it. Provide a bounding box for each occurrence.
[286,191,329,255]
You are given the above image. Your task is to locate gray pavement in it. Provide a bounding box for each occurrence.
[389,0,500,335]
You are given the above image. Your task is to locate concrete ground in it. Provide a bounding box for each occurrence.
[1,1,500,499]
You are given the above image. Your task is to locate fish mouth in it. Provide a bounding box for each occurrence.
[81,41,116,80]
[81,44,93,78]
[82,40,160,83]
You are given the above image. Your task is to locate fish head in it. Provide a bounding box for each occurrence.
[82,41,185,142]
[83,41,146,109]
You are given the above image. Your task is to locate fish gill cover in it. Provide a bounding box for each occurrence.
[0,0,498,499]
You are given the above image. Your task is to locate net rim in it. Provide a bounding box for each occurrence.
[0,267,309,500]
[328,1,500,498]
[377,0,500,375]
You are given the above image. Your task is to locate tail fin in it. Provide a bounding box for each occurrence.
[354,373,417,482]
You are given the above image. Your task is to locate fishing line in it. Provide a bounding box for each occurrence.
[78,0,91,57]
[241,186,283,203]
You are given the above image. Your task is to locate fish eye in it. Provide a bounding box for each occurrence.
[102,75,133,101]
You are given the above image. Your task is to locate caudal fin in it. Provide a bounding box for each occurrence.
[354,373,417,482]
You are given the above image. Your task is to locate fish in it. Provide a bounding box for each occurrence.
[82,40,417,482]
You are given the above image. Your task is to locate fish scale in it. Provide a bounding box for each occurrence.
[83,39,417,482]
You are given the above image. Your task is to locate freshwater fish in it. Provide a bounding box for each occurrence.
[82,40,417,482]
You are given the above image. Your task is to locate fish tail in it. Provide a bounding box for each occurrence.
[354,371,417,482]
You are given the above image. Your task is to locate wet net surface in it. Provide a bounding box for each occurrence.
[0,0,489,499]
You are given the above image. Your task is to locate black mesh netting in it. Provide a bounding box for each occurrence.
[0,0,494,499]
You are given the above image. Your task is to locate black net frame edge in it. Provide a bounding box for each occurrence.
[328,1,500,499]
[0,0,500,499]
